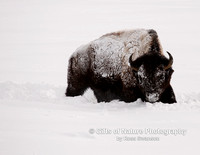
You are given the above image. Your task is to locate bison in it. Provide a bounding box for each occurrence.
[65,29,176,103]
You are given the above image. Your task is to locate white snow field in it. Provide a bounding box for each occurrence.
[0,0,200,154]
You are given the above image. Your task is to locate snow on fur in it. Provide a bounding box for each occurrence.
[70,29,155,87]
[91,29,153,79]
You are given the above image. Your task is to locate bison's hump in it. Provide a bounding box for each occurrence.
[90,29,153,79]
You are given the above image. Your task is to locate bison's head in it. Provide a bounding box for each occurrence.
[129,52,174,103]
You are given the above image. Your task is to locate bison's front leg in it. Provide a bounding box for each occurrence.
[91,82,122,103]
[160,85,177,104]
[92,88,109,103]
[121,87,142,103]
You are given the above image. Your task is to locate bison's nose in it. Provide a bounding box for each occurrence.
[146,93,159,103]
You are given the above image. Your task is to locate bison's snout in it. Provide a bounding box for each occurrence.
[145,93,159,103]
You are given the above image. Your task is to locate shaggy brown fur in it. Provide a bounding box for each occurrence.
[66,29,176,103]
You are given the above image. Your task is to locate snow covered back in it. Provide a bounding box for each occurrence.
[92,37,124,77]
[90,29,153,78]
[0,0,200,154]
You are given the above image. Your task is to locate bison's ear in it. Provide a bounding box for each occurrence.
[129,54,139,72]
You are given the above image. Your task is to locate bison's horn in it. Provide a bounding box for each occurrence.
[129,54,139,72]
[164,52,173,70]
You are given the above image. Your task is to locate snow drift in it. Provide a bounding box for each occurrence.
[0,0,200,154]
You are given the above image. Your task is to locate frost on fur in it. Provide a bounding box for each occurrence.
[66,29,176,103]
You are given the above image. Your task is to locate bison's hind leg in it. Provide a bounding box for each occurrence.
[65,55,89,97]
[65,70,89,97]
[65,82,88,97]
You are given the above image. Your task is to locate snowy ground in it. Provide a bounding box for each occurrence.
[0,0,200,154]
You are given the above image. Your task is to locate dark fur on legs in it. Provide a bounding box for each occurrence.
[160,85,177,103]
